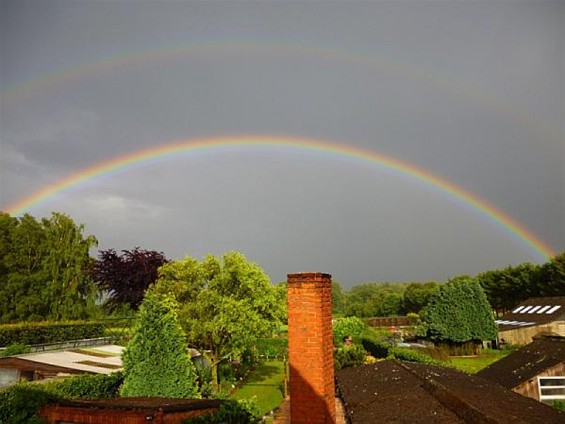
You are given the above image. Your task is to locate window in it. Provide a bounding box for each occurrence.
[537,306,551,314]
[546,305,561,314]
[539,377,565,401]
[520,306,533,313]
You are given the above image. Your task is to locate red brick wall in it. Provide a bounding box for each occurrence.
[287,272,336,424]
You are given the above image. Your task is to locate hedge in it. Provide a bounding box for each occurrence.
[360,335,447,367]
[0,372,123,424]
[0,321,105,346]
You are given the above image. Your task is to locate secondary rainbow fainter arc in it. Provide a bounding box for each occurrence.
[3,135,555,261]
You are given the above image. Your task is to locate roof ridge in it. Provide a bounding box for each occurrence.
[394,360,513,424]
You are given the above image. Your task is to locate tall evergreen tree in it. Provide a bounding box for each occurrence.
[120,291,200,398]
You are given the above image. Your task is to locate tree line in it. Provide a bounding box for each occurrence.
[332,257,564,318]
[1,211,563,324]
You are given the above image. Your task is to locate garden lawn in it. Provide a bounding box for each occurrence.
[450,350,511,374]
[231,361,286,417]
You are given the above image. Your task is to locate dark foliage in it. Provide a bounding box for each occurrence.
[0,321,104,346]
[182,399,260,423]
[91,247,168,311]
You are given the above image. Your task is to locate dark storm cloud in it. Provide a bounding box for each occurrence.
[1,0,563,286]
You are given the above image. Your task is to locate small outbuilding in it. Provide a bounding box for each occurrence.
[0,345,123,388]
[335,359,565,423]
[477,334,565,403]
[495,297,565,346]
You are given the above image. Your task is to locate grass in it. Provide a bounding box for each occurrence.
[450,349,512,373]
[231,361,286,417]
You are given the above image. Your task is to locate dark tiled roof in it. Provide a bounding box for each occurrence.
[496,297,565,332]
[336,359,565,424]
[476,335,565,389]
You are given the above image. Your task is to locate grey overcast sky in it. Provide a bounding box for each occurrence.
[1,0,563,287]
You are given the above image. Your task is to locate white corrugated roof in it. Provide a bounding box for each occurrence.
[14,345,124,375]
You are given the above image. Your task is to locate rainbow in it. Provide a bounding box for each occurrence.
[3,135,555,260]
[1,40,559,146]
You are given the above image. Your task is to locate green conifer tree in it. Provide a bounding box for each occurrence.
[120,292,200,398]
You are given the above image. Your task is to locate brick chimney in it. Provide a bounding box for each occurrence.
[287,272,336,423]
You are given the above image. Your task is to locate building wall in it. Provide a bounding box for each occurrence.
[513,362,565,401]
[500,321,565,346]
[39,405,220,424]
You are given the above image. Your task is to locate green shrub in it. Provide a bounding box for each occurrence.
[0,384,57,424]
[120,292,200,398]
[389,347,447,366]
[333,317,368,345]
[361,336,390,359]
[0,343,30,357]
[48,371,123,399]
[0,321,104,346]
[0,372,123,424]
[550,401,565,412]
[183,399,261,423]
[360,332,447,366]
[334,344,367,370]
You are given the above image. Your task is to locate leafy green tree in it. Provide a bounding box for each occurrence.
[120,291,199,398]
[150,252,284,393]
[0,212,97,322]
[538,252,565,297]
[344,282,408,317]
[476,263,541,314]
[420,276,497,344]
[0,212,20,322]
[332,281,346,316]
[402,282,440,314]
[41,213,98,320]
[2,213,48,321]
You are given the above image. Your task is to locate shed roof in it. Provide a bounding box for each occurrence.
[0,345,124,375]
[496,297,565,332]
[335,359,565,424]
[476,335,565,389]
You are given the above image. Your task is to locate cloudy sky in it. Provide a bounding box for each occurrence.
[1,0,563,287]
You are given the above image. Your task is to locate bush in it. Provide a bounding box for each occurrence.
[389,347,447,366]
[0,372,123,424]
[48,371,123,399]
[360,332,448,366]
[334,344,367,370]
[361,336,390,359]
[333,317,368,345]
[183,399,261,423]
[0,384,57,424]
[0,321,104,346]
[0,343,30,357]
